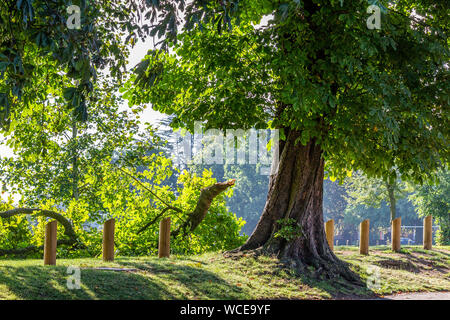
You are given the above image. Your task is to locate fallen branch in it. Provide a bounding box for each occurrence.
[0,208,83,256]
[172,179,236,238]
[0,179,236,256]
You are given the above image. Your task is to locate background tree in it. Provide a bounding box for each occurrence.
[343,196,420,245]
[409,168,450,245]
[124,0,449,279]
[344,170,411,222]
[222,164,269,236]
[323,179,351,242]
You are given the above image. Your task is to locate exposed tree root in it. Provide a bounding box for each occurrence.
[225,245,361,284]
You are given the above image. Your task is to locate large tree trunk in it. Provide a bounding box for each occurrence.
[234,129,355,280]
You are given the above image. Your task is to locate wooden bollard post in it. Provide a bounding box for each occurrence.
[325,220,334,252]
[360,219,370,255]
[44,220,57,265]
[158,217,171,258]
[423,215,432,250]
[102,219,115,262]
[392,217,401,252]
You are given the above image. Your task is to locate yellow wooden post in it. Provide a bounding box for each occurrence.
[392,217,401,252]
[423,215,432,250]
[102,219,115,262]
[44,220,57,265]
[158,217,171,258]
[359,219,370,255]
[325,220,334,252]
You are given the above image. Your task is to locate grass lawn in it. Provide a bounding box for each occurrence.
[0,246,449,300]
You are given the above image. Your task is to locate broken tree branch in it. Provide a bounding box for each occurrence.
[137,206,171,235]
[172,179,236,238]
[115,166,182,213]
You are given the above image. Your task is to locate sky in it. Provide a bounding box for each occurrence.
[122,38,166,124]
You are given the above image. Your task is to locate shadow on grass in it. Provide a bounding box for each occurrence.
[295,267,378,300]
[0,261,243,300]
[114,259,245,299]
[429,249,450,258]
[0,265,169,299]
[374,252,449,274]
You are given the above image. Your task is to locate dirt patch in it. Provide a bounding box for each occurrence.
[372,251,449,276]
[408,252,450,275]
[376,259,420,273]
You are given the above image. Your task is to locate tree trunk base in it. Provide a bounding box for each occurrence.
[224,133,360,283]
[225,244,359,283]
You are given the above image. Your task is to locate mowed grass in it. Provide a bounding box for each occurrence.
[0,246,448,300]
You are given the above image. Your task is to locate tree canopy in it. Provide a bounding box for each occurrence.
[125,0,449,184]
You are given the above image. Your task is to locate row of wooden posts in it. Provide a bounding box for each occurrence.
[324,215,434,255]
[43,217,172,265]
[42,215,433,265]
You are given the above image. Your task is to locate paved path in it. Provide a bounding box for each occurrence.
[380,291,450,300]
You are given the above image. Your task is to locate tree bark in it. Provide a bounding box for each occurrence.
[233,129,355,280]
[387,182,396,222]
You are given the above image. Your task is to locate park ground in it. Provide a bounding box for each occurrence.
[0,246,448,300]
